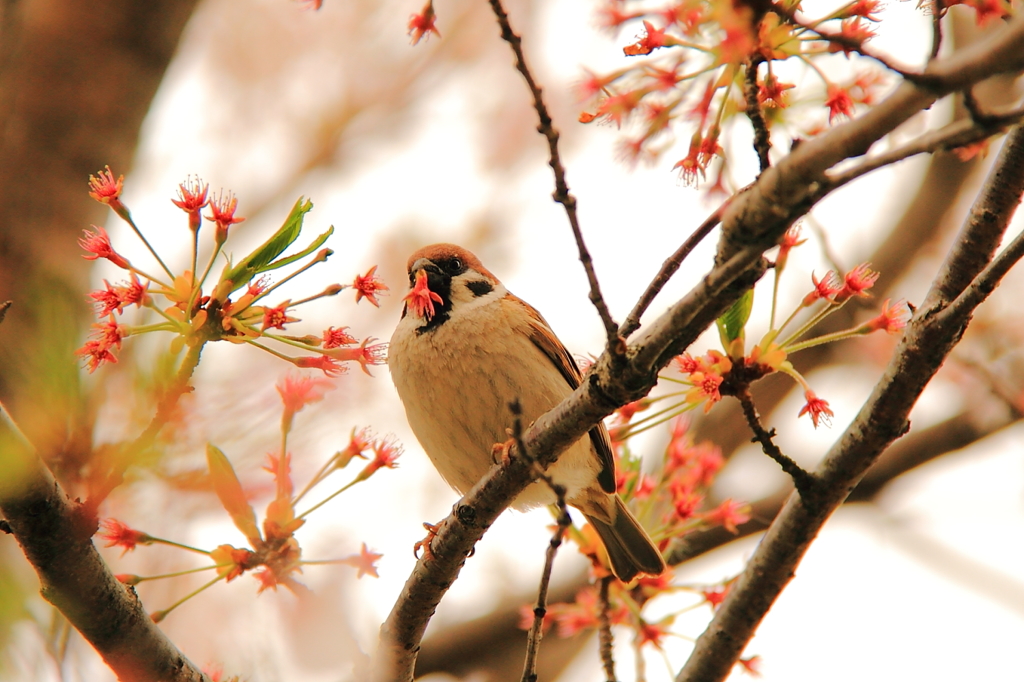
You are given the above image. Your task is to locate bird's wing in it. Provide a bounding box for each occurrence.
[506,293,617,494]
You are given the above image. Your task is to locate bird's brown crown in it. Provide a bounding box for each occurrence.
[405,243,498,282]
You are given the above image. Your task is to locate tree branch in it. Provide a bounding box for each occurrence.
[486,0,622,354]
[744,56,772,174]
[0,404,209,682]
[735,389,815,498]
[674,123,1024,682]
[826,103,1024,189]
[597,575,616,682]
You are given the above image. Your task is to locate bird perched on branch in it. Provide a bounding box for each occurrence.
[388,243,665,581]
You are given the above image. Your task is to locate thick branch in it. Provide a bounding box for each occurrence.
[674,124,1024,682]
[0,405,209,682]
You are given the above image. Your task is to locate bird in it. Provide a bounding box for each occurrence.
[387,243,665,581]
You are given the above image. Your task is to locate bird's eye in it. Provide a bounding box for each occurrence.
[446,258,463,274]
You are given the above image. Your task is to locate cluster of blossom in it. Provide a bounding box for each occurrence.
[77,167,389,377]
[568,0,1014,189]
[99,373,400,621]
[520,570,761,675]
[303,0,1017,186]
[523,412,758,672]
[522,225,909,674]
[660,226,908,429]
[514,400,755,671]
[574,0,899,187]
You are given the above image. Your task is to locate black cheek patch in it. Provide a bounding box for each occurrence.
[467,280,494,297]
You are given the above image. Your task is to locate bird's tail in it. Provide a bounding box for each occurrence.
[584,496,665,582]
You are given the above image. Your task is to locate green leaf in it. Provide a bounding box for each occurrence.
[206,444,262,546]
[717,288,753,344]
[260,225,334,273]
[219,197,313,293]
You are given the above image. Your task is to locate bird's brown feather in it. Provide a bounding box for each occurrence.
[505,293,617,494]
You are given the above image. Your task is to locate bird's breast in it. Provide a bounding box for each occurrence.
[389,301,595,502]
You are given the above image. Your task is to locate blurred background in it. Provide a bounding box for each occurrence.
[1,0,1023,680]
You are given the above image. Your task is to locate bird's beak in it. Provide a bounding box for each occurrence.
[409,257,434,276]
[408,258,445,289]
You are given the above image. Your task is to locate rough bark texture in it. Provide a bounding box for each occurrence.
[0,405,209,681]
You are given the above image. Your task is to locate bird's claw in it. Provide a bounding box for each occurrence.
[413,521,441,560]
[491,437,516,466]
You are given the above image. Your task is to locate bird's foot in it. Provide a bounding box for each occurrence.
[491,437,516,466]
[413,521,442,560]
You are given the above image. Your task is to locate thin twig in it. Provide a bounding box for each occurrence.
[486,0,622,355]
[825,104,1024,189]
[510,400,571,682]
[804,215,845,274]
[619,208,722,338]
[520,509,570,682]
[744,57,772,173]
[940,224,1024,326]
[735,389,817,500]
[598,575,617,682]
[929,1,943,61]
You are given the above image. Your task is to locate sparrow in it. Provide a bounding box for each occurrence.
[388,243,665,581]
